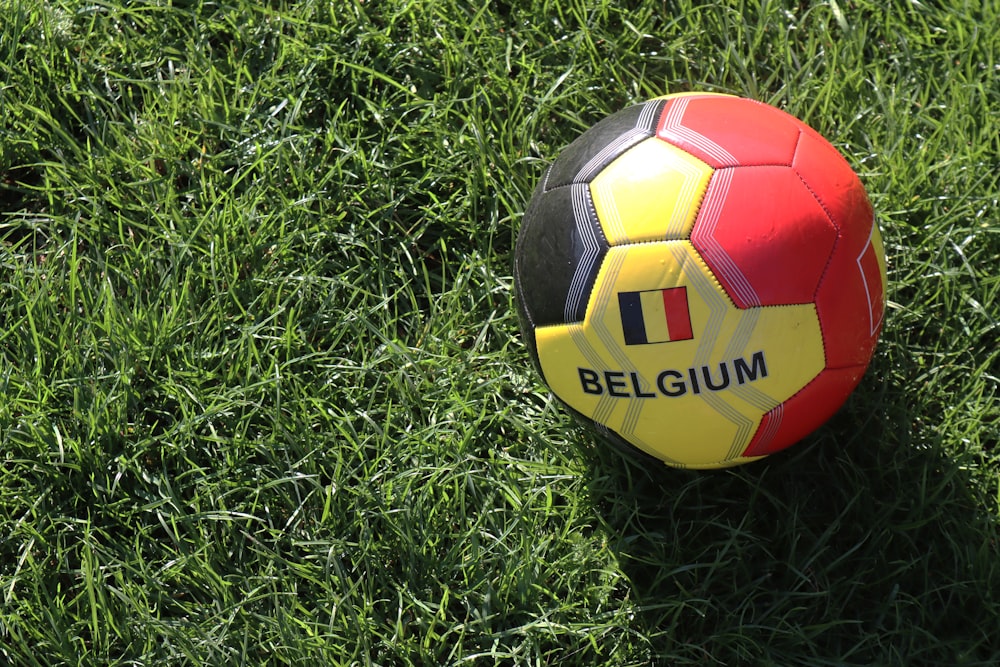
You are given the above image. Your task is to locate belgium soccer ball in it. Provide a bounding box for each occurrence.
[513,92,887,469]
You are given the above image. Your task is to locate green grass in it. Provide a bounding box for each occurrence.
[0,0,997,664]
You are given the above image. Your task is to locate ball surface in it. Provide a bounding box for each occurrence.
[514,92,887,469]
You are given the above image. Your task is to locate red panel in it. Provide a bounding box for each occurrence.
[690,166,837,308]
[792,129,872,237]
[857,242,885,334]
[656,95,803,168]
[741,365,869,457]
[794,130,883,368]
[815,241,884,368]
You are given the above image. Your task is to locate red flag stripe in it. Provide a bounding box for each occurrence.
[662,287,694,341]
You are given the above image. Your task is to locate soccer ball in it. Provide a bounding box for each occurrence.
[513,92,886,469]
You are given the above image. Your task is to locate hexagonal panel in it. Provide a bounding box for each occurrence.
[690,165,837,309]
[514,181,608,328]
[741,364,869,458]
[656,94,802,168]
[589,137,714,245]
[544,98,666,190]
[532,240,825,468]
[794,128,886,368]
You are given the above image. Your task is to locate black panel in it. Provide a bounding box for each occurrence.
[513,265,542,378]
[544,99,665,190]
[514,183,576,328]
[514,181,607,328]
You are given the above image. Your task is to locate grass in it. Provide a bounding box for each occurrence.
[0,0,997,664]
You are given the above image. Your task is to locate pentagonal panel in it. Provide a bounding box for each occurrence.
[690,166,837,309]
[590,137,713,245]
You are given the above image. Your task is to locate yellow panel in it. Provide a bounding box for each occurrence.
[590,138,713,245]
[534,241,826,468]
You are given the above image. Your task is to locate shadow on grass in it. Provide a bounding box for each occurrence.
[581,356,1000,666]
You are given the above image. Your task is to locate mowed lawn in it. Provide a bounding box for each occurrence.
[1,0,998,665]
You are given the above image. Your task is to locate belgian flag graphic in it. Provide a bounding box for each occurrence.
[618,287,694,345]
